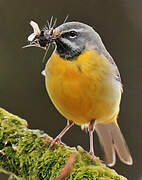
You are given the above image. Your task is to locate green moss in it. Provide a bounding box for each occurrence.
[0,108,127,180]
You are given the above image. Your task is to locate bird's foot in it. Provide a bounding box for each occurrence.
[89,151,103,163]
[89,151,97,160]
[50,136,63,148]
[49,121,74,148]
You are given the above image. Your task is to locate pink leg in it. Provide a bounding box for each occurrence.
[50,120,74,147]
[88,120,96,159]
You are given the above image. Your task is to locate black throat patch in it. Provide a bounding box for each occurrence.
[55,39,84,60]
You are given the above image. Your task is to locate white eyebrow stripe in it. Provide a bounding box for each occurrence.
[61,28,84,33]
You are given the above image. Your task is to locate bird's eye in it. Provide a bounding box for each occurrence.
[61,31,78,39]
[69,31,78,38]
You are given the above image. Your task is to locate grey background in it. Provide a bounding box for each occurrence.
[0,0,141,179]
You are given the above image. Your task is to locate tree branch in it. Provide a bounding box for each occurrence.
[0,108,127,180]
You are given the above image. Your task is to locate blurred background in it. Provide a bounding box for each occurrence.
[0,0,141,179]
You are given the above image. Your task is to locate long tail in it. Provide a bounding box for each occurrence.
[95,122,133,167]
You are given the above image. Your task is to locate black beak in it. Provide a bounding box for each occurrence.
[36,29,56,48]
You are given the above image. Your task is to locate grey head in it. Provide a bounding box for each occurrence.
[53,22,121,83]
[27,21,121,83]
[54,22,110,60]
[27,21,111,60]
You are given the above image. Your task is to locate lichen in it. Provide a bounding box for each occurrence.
[0,108,127,180]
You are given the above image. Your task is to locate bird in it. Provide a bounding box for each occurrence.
[26,19,133,167]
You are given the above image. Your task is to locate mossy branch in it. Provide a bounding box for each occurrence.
[0,108,127,180]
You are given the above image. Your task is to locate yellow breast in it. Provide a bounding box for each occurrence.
[45,50,121,125]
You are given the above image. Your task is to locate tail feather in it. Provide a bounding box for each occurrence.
[95,122,133,166]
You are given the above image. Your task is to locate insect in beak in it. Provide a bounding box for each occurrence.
[23,20,44,49]
[28,20,41,42]
[23,19,58,63]
[23,20,56,50]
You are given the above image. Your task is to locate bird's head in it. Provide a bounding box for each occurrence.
[25,19,108,61]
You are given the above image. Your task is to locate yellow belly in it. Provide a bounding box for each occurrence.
[45,50,121,125]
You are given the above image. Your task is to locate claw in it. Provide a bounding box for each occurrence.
[89,151,97,160]
[50,137,61,148]
[49,121,74,148]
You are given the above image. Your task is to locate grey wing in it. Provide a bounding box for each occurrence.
[104,53,123,92]
[94,31,122,87]
[101,49,123,92]
[96,40,123,90]
[106,54,122,84]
